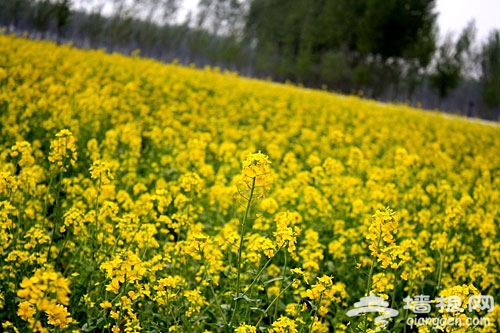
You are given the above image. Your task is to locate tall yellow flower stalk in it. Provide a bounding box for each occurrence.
[365,207,399,294]
[241,151,273,197]
[366,208,399,259]
[230,151,272,328]
[46,129,78,262]
[363,207,399,332]
[48,129,77,173]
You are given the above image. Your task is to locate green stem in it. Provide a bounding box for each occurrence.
[242,245,285,297]
[403,280,415,333]
[308,294,323,333]
[229,177,256,328]
[201,252,228,326]
[436,233,451,297]
[436,247,444,292]
[434,216,453,297]
[365,232,382,296]
[273,250,287,320]
[95,175,101,234]
[42,170,56,228]
[46,170,64,262]
[255,282,293,328]
[364,230,382,332]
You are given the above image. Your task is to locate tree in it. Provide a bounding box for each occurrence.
[429,22,476,105]
[106,0,135,51]
[160,0,181,24]
[429,37,462,104]
[455,21,479,80]
[480,30,500,108]
[355,0,437,97]
[31,0,53,38]
[245,0,437,94]
[197,0,246,36]
[319,49,353,92]
[81,5,105,48]
[54,0,72,43]
[0,0,30,31]
[356,0,436,62]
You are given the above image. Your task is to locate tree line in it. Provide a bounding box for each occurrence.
[1,0,499,119]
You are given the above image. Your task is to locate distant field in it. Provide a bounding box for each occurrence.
[0,34,499,332]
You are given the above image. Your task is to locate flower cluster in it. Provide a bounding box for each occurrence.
[241,151,273,191]
[48,129,78,172]
[17,267,73,331]
[366,207,399,257]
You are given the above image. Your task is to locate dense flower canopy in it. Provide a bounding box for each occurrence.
[0,34,499,332]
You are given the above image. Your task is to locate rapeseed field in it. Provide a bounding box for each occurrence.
[0,34,499,332]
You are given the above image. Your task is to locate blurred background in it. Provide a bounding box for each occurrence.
[1,0,499,119]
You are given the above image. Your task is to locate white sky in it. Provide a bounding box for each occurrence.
[436,0,500,42]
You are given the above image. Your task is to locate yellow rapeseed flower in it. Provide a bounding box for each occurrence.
[48,129,77,172]
[241,151,273,190]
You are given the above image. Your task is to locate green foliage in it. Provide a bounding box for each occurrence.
[246,0,437,96]
[480,30,500,108]
[54,0,72,42]
[32,0,53,34]
[430,23,477,102]
[0,0,30,27]
[81,9,106,48]
[357,0,436,62]
[429,37,462,100]
[319,50,352,92]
